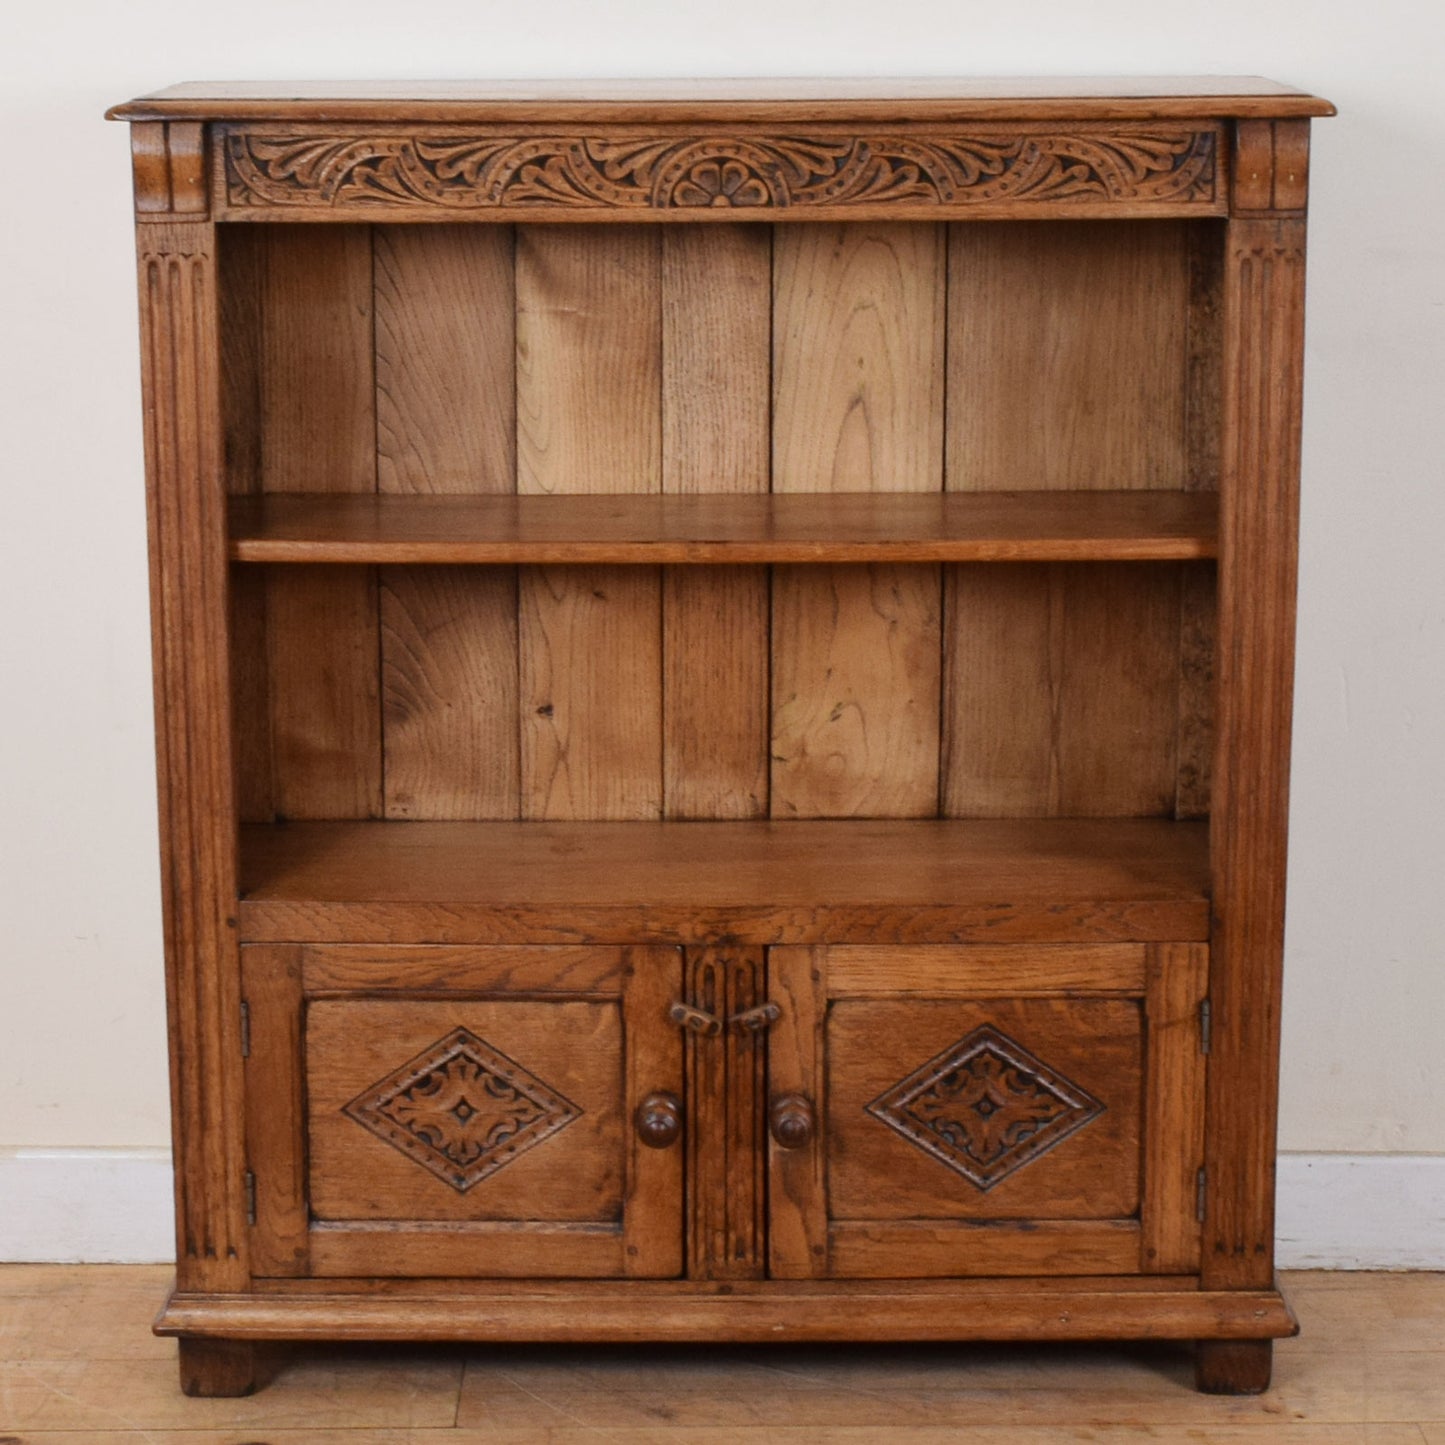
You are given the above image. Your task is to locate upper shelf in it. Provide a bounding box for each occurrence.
[228,490,1217,566]
[108,76,1336,123]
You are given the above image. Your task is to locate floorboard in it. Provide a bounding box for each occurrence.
[0,1267,1439,1439]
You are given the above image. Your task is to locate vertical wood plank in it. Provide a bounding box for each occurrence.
[373,226,519,820]
[516,227,662,819]
[623,946,684,1279]
[229,567,274,823]
[662,226,770,819]
[258,225,380,819]
[240,945,308,1276]
[942,221,1192,820]
[380,569,519,819]
[136,220,248,1289]
[260,226,376,494]
[771,224,944,817]
[375,225,515,495]
[684,949,766,1280]
[946,221,1189,492]
[1178,222,1224,819]
[266,566,382,819]
[942,564,1180,817]
[1204,215,1307,1291]
[218,229,272,821]
[768,946,828,1279]
[773,564,942,817]
[1143,943,1208,1273]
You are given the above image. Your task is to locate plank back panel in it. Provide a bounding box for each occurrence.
[661,226,771,820]
[516,226,663,819]
[941,220,1204,820]
[374,226,520,820]
[771,224,945,818]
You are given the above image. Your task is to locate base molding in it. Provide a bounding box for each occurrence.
[157,1279,1297,1343]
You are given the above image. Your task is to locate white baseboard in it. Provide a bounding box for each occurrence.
[2,1148,1442,1268]
[0,1148,175,1263]
[1275,1154,1445,1269]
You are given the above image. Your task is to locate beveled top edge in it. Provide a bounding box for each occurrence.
[106,75,1336,122]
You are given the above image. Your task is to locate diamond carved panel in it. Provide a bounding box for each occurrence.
[866,1025,1104,1190]
[344,1027,581,1192]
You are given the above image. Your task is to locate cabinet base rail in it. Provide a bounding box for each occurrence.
[158,1280,1296,1343]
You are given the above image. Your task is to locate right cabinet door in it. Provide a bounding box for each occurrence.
[767,943,1207,1280]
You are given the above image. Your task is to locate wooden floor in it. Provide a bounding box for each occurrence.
[1,1269,1442,1442]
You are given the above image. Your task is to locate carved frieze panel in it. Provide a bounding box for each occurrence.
[344,1027,581,1192]
[217,125,1222,218]
[867,1024,1104,1190]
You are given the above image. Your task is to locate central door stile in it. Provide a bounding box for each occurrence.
[683,947,767,1279]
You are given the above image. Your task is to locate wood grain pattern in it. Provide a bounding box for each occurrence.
[254,225,381,819]
[379,567,518,819]
[136,220,249,1290]
[299,944,626,996]
[771,223,943,818]
[766,947,828,1278]
[1142,943,1208,1274]
[265,565,382,818]
[684,949,766,1279]
[661,225,770,819]
[827,1220,1142,1278]
[824,944,1147,997]
[373,226,519,821]
[1204,216,1307,1292]
[516,226,663,820]
[237,817,1210,945]
[155,1278,1296,1345]
[240,945,308,1276]
[942,563,1181,817]
[519,566,662,819]
[621,946,686,1278]
[947,222,1190,493]
[113,75,1336,123]
[374,225,515,494]
[258,226,375,494]
[228,489,1219,564]
[773,224,943,494]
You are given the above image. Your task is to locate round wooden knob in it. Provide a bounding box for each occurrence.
[769,1093,816,1149]
[635,1092,683,1149]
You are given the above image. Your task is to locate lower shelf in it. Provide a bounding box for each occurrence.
[157,1277,1297,1344]
[237,817,1210,945]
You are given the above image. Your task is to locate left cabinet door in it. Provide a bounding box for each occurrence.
[241,944,684,1279]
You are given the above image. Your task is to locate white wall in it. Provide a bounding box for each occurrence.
[2,0,1442,1251]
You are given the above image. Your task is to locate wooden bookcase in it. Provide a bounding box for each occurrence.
[108,77,1333,1398]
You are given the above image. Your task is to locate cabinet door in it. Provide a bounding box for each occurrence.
[768,944,1206,1279]
[242,944,683,1278]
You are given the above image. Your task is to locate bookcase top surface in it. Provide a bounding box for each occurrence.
[108,75,1335,123]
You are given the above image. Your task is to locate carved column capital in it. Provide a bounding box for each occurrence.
[132,121,209,218]
[1231,119,1310,215]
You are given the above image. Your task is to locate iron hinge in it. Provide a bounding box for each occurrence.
[243,1169,257,1227]
[1199,997,1212,1055]
[1196,1166,1208,1223]
[239,1000,251,1059]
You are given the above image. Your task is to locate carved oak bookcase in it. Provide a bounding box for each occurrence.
[107,77,1332,1398]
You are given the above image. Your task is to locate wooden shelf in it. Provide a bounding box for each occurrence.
[238,818,1209,945]
[227,491,1218,565]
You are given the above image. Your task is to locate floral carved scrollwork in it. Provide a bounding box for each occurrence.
[220,127,1219,214]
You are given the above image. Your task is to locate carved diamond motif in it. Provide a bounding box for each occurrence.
[866,1025,1103,1190]
[344,1028,581,1192]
